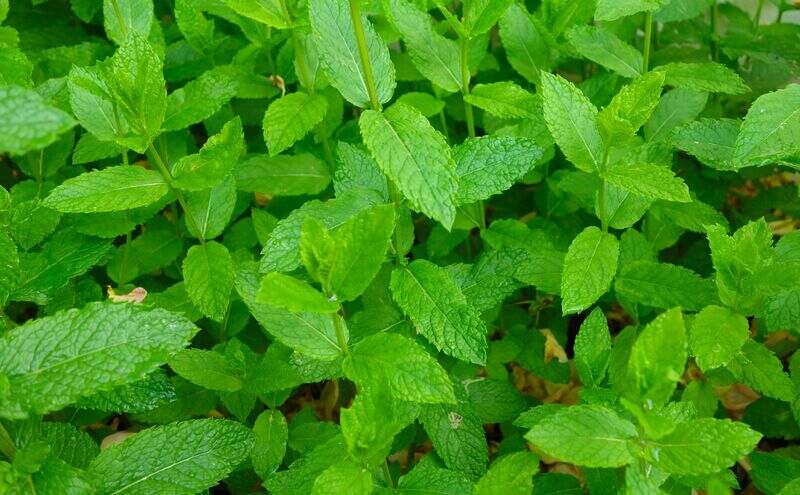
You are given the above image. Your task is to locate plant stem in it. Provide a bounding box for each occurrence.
[710,3,719,62]
[382,460,395,489]
[642,12,653,73]
[349,0,381,112]
[460,37,476,138]
[148,144,206,245]
[754,0,765,30]
[438,109,450,143]
[332,311,349,355]
[0,422,15,459]
[478,200,486,230]
[598,182,608,232]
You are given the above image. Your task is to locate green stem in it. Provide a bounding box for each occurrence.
[710,3,719,62]
[349,0,381,112]
[0,422,15,459]
[317,128,336,171]
[642,12,653,73]
[122,149,129,166]
[382,460,395,488]
[332,311,349,355]
[148,144,206,245]
[119,230,132,285]
[477,200,486,230]
[109,0,129,39]
[753,0,765,30]
[460,37,476,138]
[598,182,608,232]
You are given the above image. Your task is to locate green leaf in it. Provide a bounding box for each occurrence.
[103,0,153,44]
[236,261,343,360]
[602,162,690,202]
[344,332,456,404]
[10,230,112,305]
[672,118,739,170]
[184,175,237,240]
[615,261,719,311]
[499,2,552,83]
[78,370,177,413]
[464,81,541,120]
[235,153,330,197]
[599,71,665,141]
[540,71,604,172]
[309,0,395,108]
[224,0,291,28]
[567,26,643,78]
[258,272,339,313]
[560,226,619,315]
[646,418,761,475]
[89,419,253,494]
[312,460,373,495]
[360,103,458,228]
[263,92,328,157]
[595,0,663,21]
[44,166,168,213]
[183,241,234,321]
[729,340,795,402]
[733,84,800,168]
[326,203,396,301]
[168,349,243,392]
[464,0,513,36]
[384,0,462,92]
[655,62,749,95]
[474,451,539,495]
[333,142,388,199]
[525,405,637,468]
[252,409,288,479]
[162,66,239,132]
[0,86,75,155]
[172,117,245,191]
[0,302,196,417]
[454,136,542,204]
[689,305,749,372]
[627,308,687,408]
[574,307,612,388]
[644,87,708,143]
[391,259,488,364]
[68,33,165,152]
[420,394,488,480]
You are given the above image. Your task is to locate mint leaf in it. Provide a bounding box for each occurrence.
[172,117,244,191]
[183,241,234,321]
[89,419,253,494]
[391,260,487,364]
[310,0,395,108]
[263,92,328,157]
[258,272,339,313]
[615,261,719,311]
[574,307,612,388]
[601,162,690,202]
[344,332,456,404]
[0,86,75,155]
[627,308,687,409]
[252,409,288,479]
[595,0,663,21]
[567,26,643,78]
[168,348,243,392]
[385,0,462,92]
[103,0,153,44]
[44,166,168,213]
[454,136,542,204]
[540,71,604,172]
[560,226,619,315]
[236,153,331,197]
[655,62,750,95]
[734,84,800,168]
[689,305,749,372]
[499,2,552,82]
[360,103,458,228]
[0,302,195,417]
[525,405,637,468]
[647,418,761,475]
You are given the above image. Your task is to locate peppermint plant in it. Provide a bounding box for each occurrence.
[1,0,800,493]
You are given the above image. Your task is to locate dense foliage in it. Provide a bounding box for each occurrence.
[2,0,800,493]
